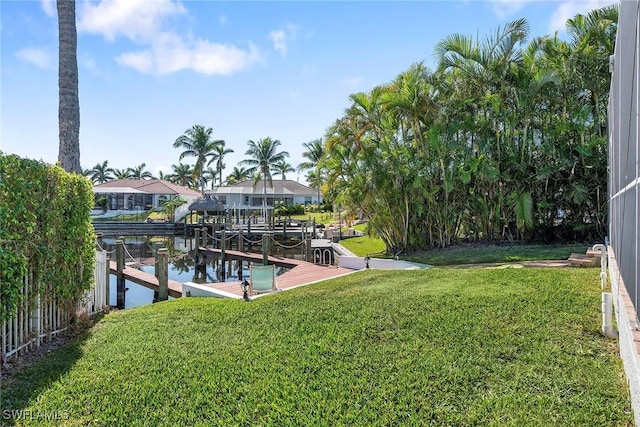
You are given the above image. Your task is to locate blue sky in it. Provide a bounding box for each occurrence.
[1,0,616,183]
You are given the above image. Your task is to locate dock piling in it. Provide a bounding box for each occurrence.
[262,234,269,265]
[154,248,169,302]
[220,229,226,278]
[194,228,201,260]
[306,236,312,262]
[116,239,125,309]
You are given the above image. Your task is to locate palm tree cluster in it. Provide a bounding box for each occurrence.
[83,5,615,253]
[84,161,154,183]
[84,126,309,199]
[321,6,617,251]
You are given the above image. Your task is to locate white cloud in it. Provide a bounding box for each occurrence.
[40,0,56,17]
[117,33,262,75]
[548,0,618,33]
[15,47,52,69]
[268,23,298,56]
[78,0,186,42]
[116,50,154,74]
[269,30,287,55]
[489,0,528,19]
[78,0,261,76]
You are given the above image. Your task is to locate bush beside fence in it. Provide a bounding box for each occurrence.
[1,251,108,363]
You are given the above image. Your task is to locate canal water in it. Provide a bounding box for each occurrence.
[101,235,296,309]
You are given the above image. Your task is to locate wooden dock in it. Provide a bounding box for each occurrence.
[109,261,182,298]
[198,247,299,268]
[110,248,358,300]
[189,258,356,298]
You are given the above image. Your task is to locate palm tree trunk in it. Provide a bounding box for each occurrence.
[263,179,267,223]
[57,0,81,173]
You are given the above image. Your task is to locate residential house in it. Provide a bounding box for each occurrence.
[93,179,201,220]
[208,179,321,210]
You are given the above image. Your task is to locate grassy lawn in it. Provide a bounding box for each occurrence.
[1,268,632,426]
[409,243,594,266]
[91,212,149,222]
[340,235,387,256]
[352,223,368,232]
[289,212,334,225]
[340,236,592,266]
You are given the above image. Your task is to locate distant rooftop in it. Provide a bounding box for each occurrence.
[94,179,201,197]
[209,179,316,196]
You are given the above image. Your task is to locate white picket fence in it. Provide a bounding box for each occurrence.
[1,251,108,362]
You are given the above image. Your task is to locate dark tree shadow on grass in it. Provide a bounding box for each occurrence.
[0,319,99,426]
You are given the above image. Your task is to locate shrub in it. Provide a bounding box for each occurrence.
[0,154,95,323]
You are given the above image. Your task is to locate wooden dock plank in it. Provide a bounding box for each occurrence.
[110,254,359,300]
[198,247,299,268]
[195,259,356,297]
[109,261,182,298]
[274,264,355,289]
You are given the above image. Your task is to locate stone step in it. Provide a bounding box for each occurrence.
[586,249,602,258]
[568,253,598,267]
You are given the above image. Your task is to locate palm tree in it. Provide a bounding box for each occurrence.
[225,166,249,185]
[298,138,325,206]
[298,139,324,172]
[566,5,618,138]
[112,168,132,180]
[168,163,196,188]
[173,125,223,193]
[57,0,81,173]
[305,170,324,208]
[82,168,94,182]
[240,137,289,222]
[91,160,114,184]
[273,159,294,180]
[129,163,154,180]
[202,167,217,191]
[211,141,233,187]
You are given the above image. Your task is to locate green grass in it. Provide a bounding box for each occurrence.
[91,212,149,222]
[352,223,368,232]
[340,235,387,256]
[289,212,334,225]
[409,243,593,266]
[1,268,632,426]
[339,234,591,266]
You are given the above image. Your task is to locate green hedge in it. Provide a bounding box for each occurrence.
[0,154,95,323]
[274,203,305,216]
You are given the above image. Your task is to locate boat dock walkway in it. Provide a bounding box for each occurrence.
[110,250,357,300]
[198,247,299,268]
[109,261,183,298]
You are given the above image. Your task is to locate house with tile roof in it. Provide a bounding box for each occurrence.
[208,179,321,210]
[93,179,201,219]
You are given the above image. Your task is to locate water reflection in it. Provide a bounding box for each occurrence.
[100,234,290,309]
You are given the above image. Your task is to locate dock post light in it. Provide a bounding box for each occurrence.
[240,279,251,301]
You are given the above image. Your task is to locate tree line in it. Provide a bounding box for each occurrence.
[67,3,617,253]
[319,6,617,251]
[84,130,322,196]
